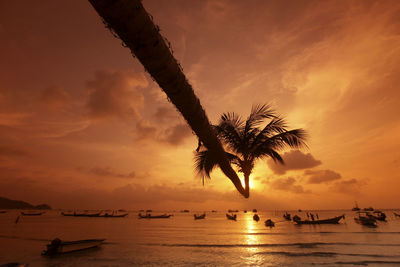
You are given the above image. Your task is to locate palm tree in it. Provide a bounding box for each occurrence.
[89,0,248,196]
[195,104,307,197]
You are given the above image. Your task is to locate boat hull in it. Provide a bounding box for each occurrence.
[138,214,172,219]
[21,212,45,216]
[43,239,105,255]
[226,214,237,221]
[354,217,377,227]
[194,214,206,220]
[294,215,344,225]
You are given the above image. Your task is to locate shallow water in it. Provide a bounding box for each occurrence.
[1,210,400,266]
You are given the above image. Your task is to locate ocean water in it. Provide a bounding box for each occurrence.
[1,210,400,266]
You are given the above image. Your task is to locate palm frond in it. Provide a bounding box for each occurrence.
[252,128,307,158]
[194,150,242,185]
[254,148,284,164]
[220,112,244,129]
[215,112,244,153]
[250,117,287,149]
[267,129,308,150]
[244,104,276,133]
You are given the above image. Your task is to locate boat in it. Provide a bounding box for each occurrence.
[253,214,260,222]
[352,201,360,211]
[194,213,206,220]
[180,209,190,213]
[394,212,400,218]
[369,210,386,221]
[283,212,291,221]
[61,211,102,217]
[354,212,377,227]
[243,210,247,213]
[0,263,28,266]
[86,212,102,217]
[363,207,374,211]
[0,210,7,214]
[226,213,237,221]
[72,211,88,217]
[265,219,275,227]
[211,210,217,213]
[21,211,45,216]
[42,238,105,255]
[228,209,238,213]
[61,211,75,216]
[293,215,345,225]
[146,209,152,213]
[138,213,172,219]
[252,209,257,212]
[101,213,127,218]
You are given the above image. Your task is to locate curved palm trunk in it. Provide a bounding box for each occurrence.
[244,173,250,198]
[89,0,248,197]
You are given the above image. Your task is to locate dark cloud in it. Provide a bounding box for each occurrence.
[267,150,321,175]
[40,86,70,109]
[161,123,192,145]
[90,166,135,179]
[135,120,192,146]
[331,178,367,194]
[268,177,311,194]
[86,70,147,120]
[153,106,179,123]
[305,169,341,184]
[135,119,157,141]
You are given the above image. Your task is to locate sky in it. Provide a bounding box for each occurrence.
[0,0,399,210]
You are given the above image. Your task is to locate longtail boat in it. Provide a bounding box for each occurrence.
[354,212,377,227]
[369,210,386,221]
[21,211,45,216]
[265,219,275,227]
[138,213,172,219]
[42,238,105,255]
[226,213,237,221]
[283,212,291,221]
[100,212,128,218]
[293,215,344,225]
[194,213,206,220]
[253,214,260,222]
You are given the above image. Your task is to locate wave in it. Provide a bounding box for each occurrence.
[218,231,400,236]
[255,251,400,258]
[318,260,400,265]
[148,242,400,248]
[0,234,49,242]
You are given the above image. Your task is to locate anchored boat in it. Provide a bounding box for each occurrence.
[354,212,377,227]
[283,212,291,221]
[21,211,45,216]
[138,213,172,219]
[265,219,275,227]
[253,214,260,222]
[293,215,345,225]
[226,213,237,221]
[369,210,386,221]
[194,213,206,220]
[42,238,105,255]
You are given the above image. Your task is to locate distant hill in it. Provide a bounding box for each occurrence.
[0,196,51,210]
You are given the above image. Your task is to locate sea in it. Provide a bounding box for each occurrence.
[1,210,400,266]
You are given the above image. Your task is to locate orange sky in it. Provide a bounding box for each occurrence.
[0,0,399,210]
